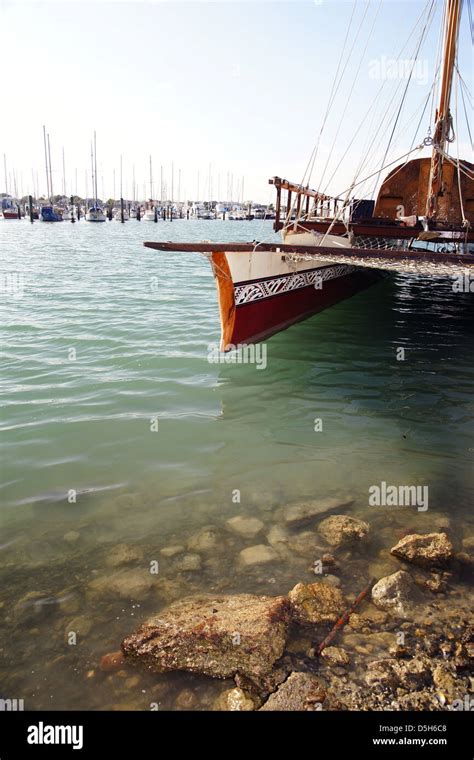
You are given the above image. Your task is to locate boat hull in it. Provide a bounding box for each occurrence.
[211,249,383,350]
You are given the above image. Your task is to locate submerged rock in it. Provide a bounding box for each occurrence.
[65,615,93,640]
[259,672,326,711]
[177,553,202,572]
[105,543,144,568]
[160,545,185,558]
[432,663,457,700]
[214,687,256,711]
[63,531,80,544]
[320,646,350,666]
[122,593,290,680]
[226,515,264,539]
[87,569,154,601]
[174,688,198,710]
[238,544,279,567]
[186,526,219,553]
[287,531,324,558]
[318,515,369,547]
[281,496,354,528]
[266,525,291,557]
[371,570,425,617]
[390,532,453,568]
[365,655,431,690]
[100,651,125,673]
[288,582,344,625]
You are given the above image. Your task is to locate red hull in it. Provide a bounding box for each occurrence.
[228,268,383,346]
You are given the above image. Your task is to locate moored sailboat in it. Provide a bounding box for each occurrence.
[86,132,105,222]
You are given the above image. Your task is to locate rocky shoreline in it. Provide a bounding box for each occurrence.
[115,503,473,711]
[2,493,473,711]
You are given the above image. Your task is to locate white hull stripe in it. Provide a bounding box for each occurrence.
[234,264,358,306]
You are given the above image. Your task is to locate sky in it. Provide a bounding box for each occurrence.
[0,0,472,203]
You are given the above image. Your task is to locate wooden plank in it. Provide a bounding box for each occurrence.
[274,219,474,240]
[143,240,474,267]
[269,176,331,201]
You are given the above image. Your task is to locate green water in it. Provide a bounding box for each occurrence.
[1,219,473,709]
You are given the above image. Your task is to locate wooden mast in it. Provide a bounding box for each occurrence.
[426,0,462,220]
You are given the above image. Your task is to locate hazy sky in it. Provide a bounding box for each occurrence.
[1,0,472,202]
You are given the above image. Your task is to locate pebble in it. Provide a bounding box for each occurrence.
[160,545,185,558]
[63,531,80,544]
[100,651,125,672]
[174,688,198,709]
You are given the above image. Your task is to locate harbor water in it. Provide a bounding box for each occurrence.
[1,219,473,709]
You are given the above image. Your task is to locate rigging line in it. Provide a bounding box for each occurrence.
[321,0,436,198]
[322,8,439,197]
[370,0,437,198]
[306,0,359,185]
[409,74,440,152]
[454,71,468,226]
[436,148,474,178]
[455,63,473,104]
[294,0,435,222]
[325,69,438,200]
[430,0,447,126]
[458,72,474,149]
[334,143,425,200]
[311,0,374,191]
[468,0,474,44]
[354,87,435,201]
[317,0,383,196]
[327,0,437,198]
[288,0,358,222]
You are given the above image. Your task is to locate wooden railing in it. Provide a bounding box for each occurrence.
[269,176,341,231]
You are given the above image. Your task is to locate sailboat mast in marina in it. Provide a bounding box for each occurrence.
[144,0,473,350]
[40,126,63,222]
[143,156,156,221]
[86,131,106,222]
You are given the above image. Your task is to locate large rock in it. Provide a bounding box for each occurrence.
[371,570,425,617]
[122,593,290,680]
[318,515,370,547]
[259,672,326,711]
[226,516,264,539]
[390,532,453,567]
[281,496,354,528]
[288,582,344,625]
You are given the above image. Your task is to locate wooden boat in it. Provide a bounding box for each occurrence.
[145,0,473,351]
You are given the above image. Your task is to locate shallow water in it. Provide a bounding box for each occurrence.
[1,218,473,709]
